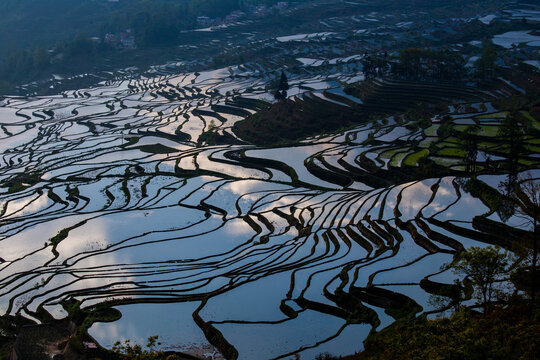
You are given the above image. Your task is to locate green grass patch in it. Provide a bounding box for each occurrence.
[443,136,461,144]
[431,156,463,166]
[418,137,437,148]
[436,147,466,157]
[403,149,429,167]
[526,138,540,145]
[465,178,501,213]
[520,111,535,122]
[389,151,410,167]
[122,137,139,147]
[233,98,366,145]
[518,158,540,166]
[524,144,540,153]
[475,111,508,119]
[478,141,498,148]
[424,124,440,137]
[477,125,502,137]
[380,148,403,159]
[48,220,88,258]
[6,172,41,193]
[454,125,500,137]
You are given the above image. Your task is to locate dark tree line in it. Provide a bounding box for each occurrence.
[474,43,497,81]
[0,35,112,90]
[0,0,288,93]
[360,47,469,83]
[360,43,502,86]
[391,48,466,82]
[362,52,391,79]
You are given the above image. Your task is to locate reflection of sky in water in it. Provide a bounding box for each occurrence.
[435,187,489,222]
[89,302,213,353]
[373,252,450,285]
[379,184,405,220]
[2,191,52,219]
[202,271,292,322]
[1,37,533,359]
[216,311,346,359]
[247,145,343,189]
[422,177,457,218]
[1,213,90,260]
[0,127,40,154]
[353,230,429,288]
[398,179,438,221]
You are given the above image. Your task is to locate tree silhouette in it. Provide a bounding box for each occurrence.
[474,43,497,80]
[274,71,289,100]
[451,246,514,314]
[507,172,539,311]
[497,111,524,176]
[460,124,480,176]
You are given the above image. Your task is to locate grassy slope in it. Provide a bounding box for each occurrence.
[346,305,539,360]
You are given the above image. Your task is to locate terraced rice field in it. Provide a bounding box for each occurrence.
[1,65,536,359]
[1,63,539,358]
[1,3,540,357]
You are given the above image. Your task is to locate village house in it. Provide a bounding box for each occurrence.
[104,33,118,47]
[197,16,216,27]
[104,29,136,49]
[120,29,136,49]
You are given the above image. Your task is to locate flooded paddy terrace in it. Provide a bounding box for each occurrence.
[1,2,539,359]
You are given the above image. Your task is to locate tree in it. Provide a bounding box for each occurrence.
[66,33,96,57]
[361,305,540,360]
[32,48,50,70]
[497,177,517,223]
[428,278,471,313]
[507,172,540,310]
[274,70,289,100]
[451,246,514,314]
[362,55,375,78]
[460,124,480,176]
[393,48,465,81]
[474,43,497,80]
[497,111,524,176]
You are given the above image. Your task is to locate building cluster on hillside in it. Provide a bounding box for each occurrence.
[196,16,218,27]
[197,1,289,28]
[103,29,136,49]
[249,1,289,17]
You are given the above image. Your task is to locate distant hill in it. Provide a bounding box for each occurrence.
[0,0,121,53]
[0,0,289,93]
[0,0,284,54]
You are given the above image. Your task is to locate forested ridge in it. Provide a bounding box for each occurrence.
[0,0,292,93]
